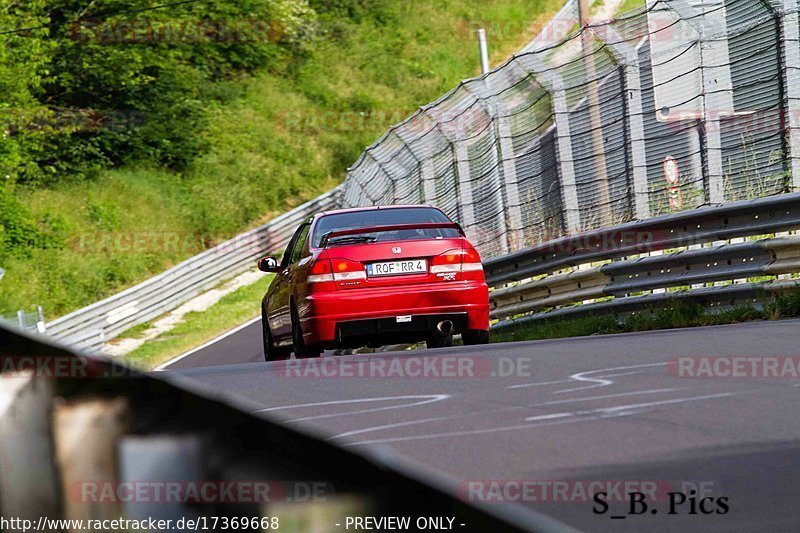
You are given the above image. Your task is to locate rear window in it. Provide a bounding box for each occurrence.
[312,207,459,247]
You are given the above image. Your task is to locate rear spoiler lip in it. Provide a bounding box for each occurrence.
[320,222,463,248]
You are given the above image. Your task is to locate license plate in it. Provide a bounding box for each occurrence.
[366,259,427,277]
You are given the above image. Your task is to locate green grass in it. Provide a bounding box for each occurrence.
[491,288,800,344]
[123,274,272,370]
[120,320,153,340]
[3,0,559,319]
[615,0,645,16]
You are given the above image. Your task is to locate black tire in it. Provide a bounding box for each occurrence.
[291,304,321,358]
[426,334,453,349]
[462,329,490,345]
[262,306,288,362]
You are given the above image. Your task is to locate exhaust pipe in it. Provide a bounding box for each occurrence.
[436,320,454,336]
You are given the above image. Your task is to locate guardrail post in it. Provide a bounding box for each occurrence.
[664,0,733,204]
[595,26,651,220]
[782,0,800,191]
[517,54,581,233]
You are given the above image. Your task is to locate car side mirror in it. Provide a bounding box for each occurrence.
[257,256,279,273]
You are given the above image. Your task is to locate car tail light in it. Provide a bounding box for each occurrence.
[307,258,335,292]
[331,258,367,287]
[430,247,484,280]
[461,246,484,280]
[430,251,462,274]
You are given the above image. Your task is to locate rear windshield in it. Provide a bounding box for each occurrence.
[312,207,459,247]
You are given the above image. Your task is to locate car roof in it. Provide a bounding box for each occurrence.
[314,204,438,218]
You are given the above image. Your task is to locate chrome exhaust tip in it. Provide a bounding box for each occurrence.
[436,320,454,336]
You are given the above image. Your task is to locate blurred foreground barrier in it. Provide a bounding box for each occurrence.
[0,324,571,532]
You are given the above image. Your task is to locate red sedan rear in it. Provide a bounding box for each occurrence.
[257,205,489,360]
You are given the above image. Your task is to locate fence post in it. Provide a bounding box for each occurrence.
[463,83,510,255]
[496,112,525,249]
[421,159,438,204]
[422,108,477,233]
[782,0,800,191]
[393,120,429,205]
[665,0,733,204]
[518,54,581,233]
[595,26,651,220]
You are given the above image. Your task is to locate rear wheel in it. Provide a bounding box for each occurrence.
[291,304,321,358]
[462,329,490,345]
[426,334,453,349]
[262,306,289,362]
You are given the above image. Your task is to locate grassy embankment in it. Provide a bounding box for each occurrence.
[3,0,558,318]
[103,1,561,368]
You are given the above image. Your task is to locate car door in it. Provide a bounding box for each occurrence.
[268,223,310,340]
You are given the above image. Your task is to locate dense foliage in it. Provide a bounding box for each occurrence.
[0,0,319,258]
[0,0,551,315]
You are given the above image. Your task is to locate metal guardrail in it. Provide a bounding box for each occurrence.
[0,307,45,334]
[492,280,799,331]
[44,188,341,352]
[487,194,800,326]
[484,192,800,285]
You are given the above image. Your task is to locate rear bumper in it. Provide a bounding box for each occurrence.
[301,280,489,345]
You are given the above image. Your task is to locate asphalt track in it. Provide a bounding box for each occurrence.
[163,319,800,532]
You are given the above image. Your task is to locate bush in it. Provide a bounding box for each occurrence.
[2,0,317,185]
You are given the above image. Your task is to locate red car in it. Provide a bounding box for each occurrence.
[257,205,490,360]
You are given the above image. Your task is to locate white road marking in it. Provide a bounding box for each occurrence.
[330,389,686,441]
[524,392,736,421]
[531,388,682,407]
[506,362,674,392]
[342,392,736,446]
[506,379,573,390]
[591,393,737,416]
[342,415,609,446]
[154,316,261,371]
[524,413,574,422]
[555,363,673,394]
[329,415,454,439]
[253,394,450,422]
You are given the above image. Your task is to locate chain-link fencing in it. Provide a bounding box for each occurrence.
[340,0,800,258]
